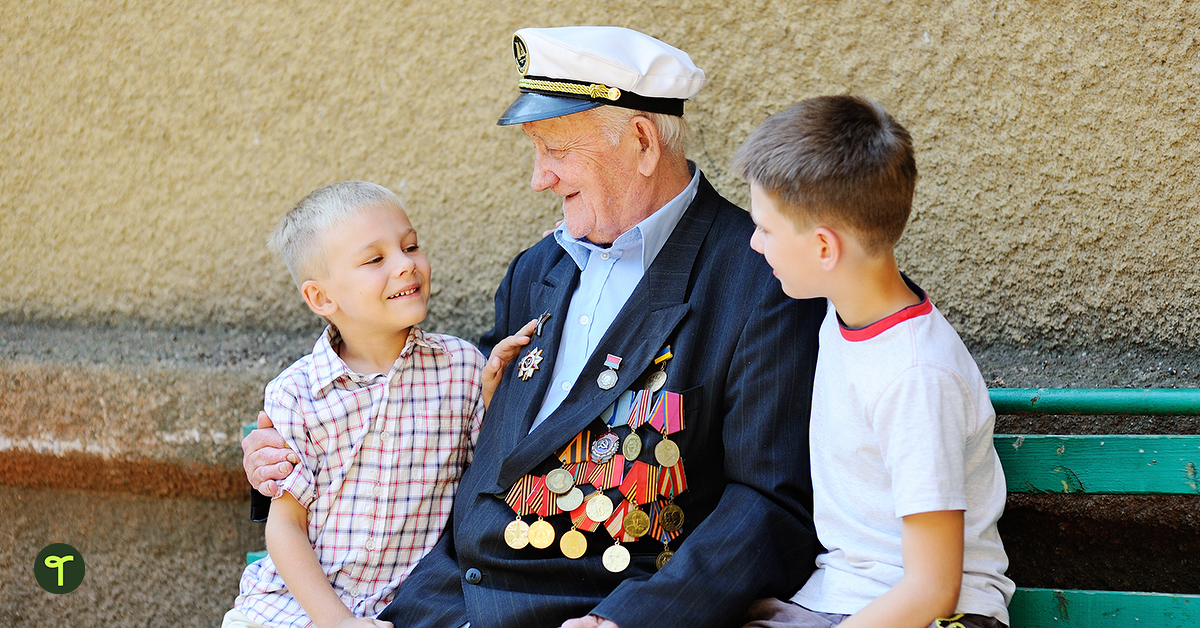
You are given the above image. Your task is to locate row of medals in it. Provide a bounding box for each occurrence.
[504,368,682,573]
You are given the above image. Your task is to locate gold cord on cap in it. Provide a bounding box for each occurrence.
[519,78,621,102]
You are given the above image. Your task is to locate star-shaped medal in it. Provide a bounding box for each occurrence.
[517,347,544,381]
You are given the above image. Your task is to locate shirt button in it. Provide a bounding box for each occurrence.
[561,381,571,392]
[579,315,589,325]
[600,252,610,260]
[465,568,482,585]
[373,484,384,497]
[350,587,361,597]
[380,432,391,442]
[365,538,375,550]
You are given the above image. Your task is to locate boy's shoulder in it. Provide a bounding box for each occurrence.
[263,328,338,403]
[823,293,988,402]
[264,350,321,403]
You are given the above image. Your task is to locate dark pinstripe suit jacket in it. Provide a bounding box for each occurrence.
[379,174,825,628]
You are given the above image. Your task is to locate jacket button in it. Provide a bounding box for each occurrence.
[464,568,482,584]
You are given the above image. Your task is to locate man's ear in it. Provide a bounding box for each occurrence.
[813,226,842,271]
[301,280,338,318]
[630,116,662,177]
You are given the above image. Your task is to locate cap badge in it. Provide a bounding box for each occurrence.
[512,34,529,75]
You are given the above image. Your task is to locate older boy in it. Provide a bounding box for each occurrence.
[734,96,1014,628]
[225,181,533,628]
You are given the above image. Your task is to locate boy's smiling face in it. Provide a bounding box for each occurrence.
[748,182,825,300]
[307,203,431,337]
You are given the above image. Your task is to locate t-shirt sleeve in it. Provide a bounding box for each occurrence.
[264,377,319,510]
[872,364,973,518]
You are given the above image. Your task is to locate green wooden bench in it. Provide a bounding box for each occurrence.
[991,388,1200,628]
[241,389,1200,627]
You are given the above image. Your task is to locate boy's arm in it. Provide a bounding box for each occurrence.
[480,317,538,409]
[266,493,393,628]
[837,510,964,628]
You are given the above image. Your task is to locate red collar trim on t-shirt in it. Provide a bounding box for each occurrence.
[838,290,932,342]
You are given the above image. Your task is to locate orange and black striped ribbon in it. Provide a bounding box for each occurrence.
[506,474,537,515]
[558,430,592,465]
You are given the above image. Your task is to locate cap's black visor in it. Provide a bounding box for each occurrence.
[497,92,604,126]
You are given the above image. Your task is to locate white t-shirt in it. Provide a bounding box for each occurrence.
[792,288,1014,624]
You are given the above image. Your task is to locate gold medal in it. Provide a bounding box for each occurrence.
[528,519,556,549]
[654,437,680,467]
[645,370,667,392]
[602,543,631,573]
[659,502,685,532]
[504,518,530,549]
[622,507,651,538]
[622,431,642,460]
[556,486,584,511]
[560,528,587,559]
[656,549,674,570]
[585,491,614,523]
[546,468,574,494]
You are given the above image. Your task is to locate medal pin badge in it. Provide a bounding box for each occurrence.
[597,354,622,390]
[516,312,552,382]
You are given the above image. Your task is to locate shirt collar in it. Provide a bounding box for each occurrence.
[554,162,701,272]
[308,324,445,397]
[836,275,933,342]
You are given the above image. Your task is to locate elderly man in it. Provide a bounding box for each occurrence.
[244,26,824,628]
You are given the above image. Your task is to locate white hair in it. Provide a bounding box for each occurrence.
[589,106,691,158]
[268,181,405,288]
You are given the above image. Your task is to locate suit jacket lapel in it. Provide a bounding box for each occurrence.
[497,251,579,457]
[494,177,721,490]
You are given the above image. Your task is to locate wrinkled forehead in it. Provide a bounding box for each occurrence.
[520,109,607,143]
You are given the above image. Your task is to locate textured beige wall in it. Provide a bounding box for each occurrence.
[2,3,1198,622]
[3,0,1198,348]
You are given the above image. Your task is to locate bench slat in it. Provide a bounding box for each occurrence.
[990,388,1200,416]
[1010,587,1200,628]
[994,435,1200,494]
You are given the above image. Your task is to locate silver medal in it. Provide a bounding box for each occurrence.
[597,369,619,390]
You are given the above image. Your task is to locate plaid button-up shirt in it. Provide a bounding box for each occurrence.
[236,325,485,626]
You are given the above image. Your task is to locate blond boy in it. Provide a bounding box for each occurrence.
[226,181,533,628]
[735,97,1014,628]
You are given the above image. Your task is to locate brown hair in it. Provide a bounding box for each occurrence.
[732,95,917,254]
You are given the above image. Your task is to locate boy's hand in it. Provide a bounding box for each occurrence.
[481,317,539,409]
[242,412,300,497]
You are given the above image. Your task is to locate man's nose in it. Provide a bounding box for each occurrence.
[530,154,559,192]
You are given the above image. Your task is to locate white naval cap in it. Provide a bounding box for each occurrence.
[497,26,707,126]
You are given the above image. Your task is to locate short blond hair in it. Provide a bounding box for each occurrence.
[268,181,406,288]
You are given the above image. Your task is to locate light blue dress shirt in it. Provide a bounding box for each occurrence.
[529,164,701,432]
